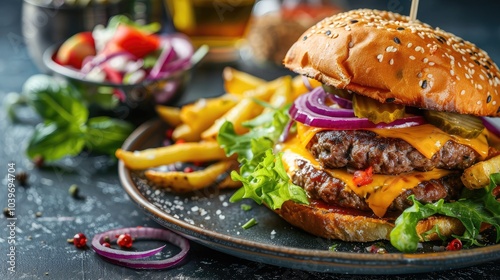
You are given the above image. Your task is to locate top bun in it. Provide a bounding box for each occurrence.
[283,9,500,117]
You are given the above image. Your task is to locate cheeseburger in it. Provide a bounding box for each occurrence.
[272,9,500,248]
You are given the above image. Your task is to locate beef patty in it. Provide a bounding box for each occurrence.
[307,130,480,175]
[292,159,464,213]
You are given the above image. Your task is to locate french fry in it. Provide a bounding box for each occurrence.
[223,67,266,95]
[115,141,228,170]
[201,77,289,140]
[179,94,240,132]
[155,105,182,126]
[171,123,202,142]
[461,155,500,189]
[241,76,285,101]
[144,160,237,192]
[201,97,264,140]
[263,75,293,113]
[218,174,242,189]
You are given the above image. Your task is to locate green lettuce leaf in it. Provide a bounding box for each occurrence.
[390,173,500,252]
[217,103,308,209]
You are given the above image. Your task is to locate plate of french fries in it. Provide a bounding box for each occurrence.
[116,68,500,274]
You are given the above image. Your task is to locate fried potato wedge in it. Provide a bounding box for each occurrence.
[145,160,238,192]
[155,105,182,126]
[223,67,266,95]
[461,155,500,189]
[116,141,228,170]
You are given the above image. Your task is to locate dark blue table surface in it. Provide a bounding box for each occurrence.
[1,0,500,279]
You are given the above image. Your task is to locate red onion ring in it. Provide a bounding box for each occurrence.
[301,75,313,91]
[290,88,426,129]
[92,227,189,269]
[305,87,355,118]
[482,117,500,137]
[330,93,353,109]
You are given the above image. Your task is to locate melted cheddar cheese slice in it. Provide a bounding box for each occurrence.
[281,123,490,217]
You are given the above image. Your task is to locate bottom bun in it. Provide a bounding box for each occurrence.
[274,200,466,242]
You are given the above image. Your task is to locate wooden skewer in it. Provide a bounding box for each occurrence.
[409,0,420,21]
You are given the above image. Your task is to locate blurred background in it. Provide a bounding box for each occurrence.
[1,0,499,93]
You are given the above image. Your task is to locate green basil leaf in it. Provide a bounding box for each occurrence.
[85,116,134,155]
[23,74,88,125]
[26,122,86,162]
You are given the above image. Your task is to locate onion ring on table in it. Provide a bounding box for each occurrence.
[92,227,189,269]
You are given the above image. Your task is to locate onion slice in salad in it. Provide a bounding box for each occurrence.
[290,88,426,129]
[92,227,190,269]
[147,33,194,80]
[80,51,135,75]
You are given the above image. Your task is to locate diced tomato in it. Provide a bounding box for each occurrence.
[103,25,160,59]
[446,238,463,251]
[353,166,374,187]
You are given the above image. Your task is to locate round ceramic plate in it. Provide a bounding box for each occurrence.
[118,119,500,275]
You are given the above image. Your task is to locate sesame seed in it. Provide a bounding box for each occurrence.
[409,55,416,60]
[386,46,397,52]
[407,42,413,48]
[325,30,331,35]
[477,100,482,105]
[349,41,354,48]
[450,69,455,76]
[386,97,395,102]
[427,74,434,78]
[428,62,435,66]
[420,80,428,89]
[415,46,423,53]
[460,90,466,95]
[377,54,383,62]
[397,27,405,31]
[478,84,483,90]
[423,58,429,63]
[389,58,394,65]
[303,36,308,41]
[479,74,485,80]
[487,95,492,103]
[393,37,401,44]
[350,19,359,24]
[493,101,497,105]
[417,72,423,78]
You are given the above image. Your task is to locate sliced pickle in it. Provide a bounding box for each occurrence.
[461,155,500,189]
[322,85,352,99]
[423,110,484,138]
[352,94,405,124]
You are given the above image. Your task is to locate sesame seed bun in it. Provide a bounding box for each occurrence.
[283,9,500,116]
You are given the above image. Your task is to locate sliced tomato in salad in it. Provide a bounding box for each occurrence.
[103,25,161,59]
